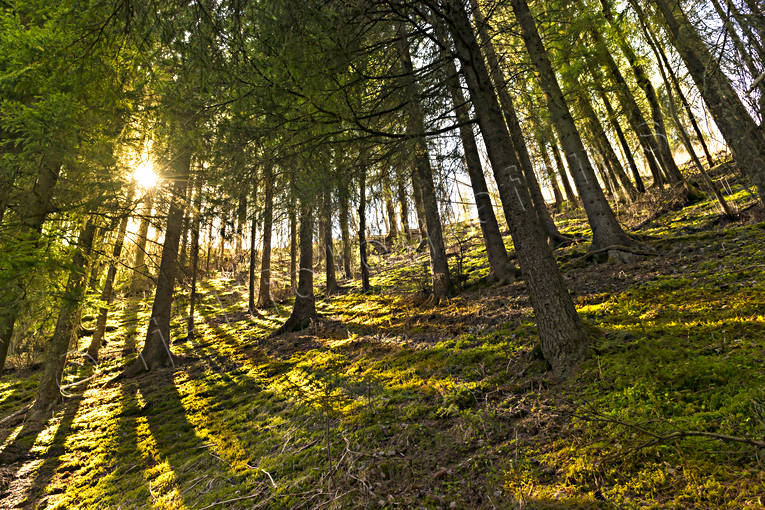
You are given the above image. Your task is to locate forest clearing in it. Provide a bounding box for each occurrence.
[1,0,764,508]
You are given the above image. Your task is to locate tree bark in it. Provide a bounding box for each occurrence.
[575,90,637,201]
[550,140,576,203]
[593,84,646,193]
[274,199,317,334]
[322,187,338,295]
[289,194,297,290]
[585,37,667,187]
[258,165,275,307]
[123,144,192,376]
[600,0,684,183]
[654,0,765,203]
[338,181,353,278]
[87,188,135,361]
[629,0,715,168]
[359,165,370,292]
[0,160,60,374]
[394,170,412,241]
[130,193,154,293]
[510,0,632,252]
[435,21,515,283]
[187,178,203,339]
[397,30,453,300]
[30,219,96,418]
[470,0,570,246]
[448,0,590,376]
[248,205,257,314]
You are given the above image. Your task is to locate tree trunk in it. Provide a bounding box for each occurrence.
[395,171,412,241]
[470,0,570,246]
[637,9,734,217]
[187,180,203,339]
[538,138,564,207]
[551,140,576,203]
[274,199,317,334]
[248,206,257,314]
[289,195,297,290]
[124,146,192,376]
[87,188,135,361]
[30,219,96,418]
[397,30,453,300]
[235,189,247,256]
[339,182,353,279]
[576,90,638,201]
[359,166,370,292]
[448,0,589,376]
[600,0,684,183]
[435,21,515,283]
[259,165,275,307]
[510,0,632,252]
[585,38,667,187]
[322,187,338,295]
[130,193,154,293]
[654,0,765,203]
[594,84,646,193]
[0,161,60,375]
[382,170,399,244]
[629,0,715,168]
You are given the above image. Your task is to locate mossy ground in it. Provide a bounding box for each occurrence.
[1,172,764,508]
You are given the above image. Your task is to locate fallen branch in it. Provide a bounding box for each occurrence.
[0,403,32,426]
[572,409,765,459]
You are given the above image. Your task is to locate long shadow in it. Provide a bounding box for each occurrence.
[0,364,90,506]
[133,367,248,509]
[19,373,91,506]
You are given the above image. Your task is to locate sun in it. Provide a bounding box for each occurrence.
[133,160,158,189]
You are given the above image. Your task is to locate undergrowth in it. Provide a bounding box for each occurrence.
[1,180,763,509]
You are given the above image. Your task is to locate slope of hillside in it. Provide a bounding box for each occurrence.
[1,180,764,509]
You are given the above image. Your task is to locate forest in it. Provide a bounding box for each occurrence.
[0,0,764,507]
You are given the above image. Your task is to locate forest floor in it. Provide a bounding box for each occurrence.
[1,164,764,509]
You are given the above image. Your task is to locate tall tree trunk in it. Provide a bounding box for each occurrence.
[0,161,60,374]
[510,0,633,252]
[259,165,275,307]
[435,21,515,283]
[537,138,564,207]
[123,145,192,376]
[87,188,136,361]
[448,0,590,376]
[177,180,193,274]
[339,182,353,279]
[130,193,154,293]
[629,0,715,168]
[470,0,570,246]
[654,0,765,203]
[576,90,638,201]
[289,195,297,290]
[551,140,576,203]
[322,187,338,295]
[395,170,412,241]
[205,214,214,275]
[359,166,370,292]
[274,199,317,334]
[637,10,734,216]
[248,206,257,314]
[187,179,203,339]
[599,0,684,183]
[382,170,399,244]
[30,219,96,418]
[585,38,667,187]
[397,30,453,300]
[235,189,247,256]
[594,84,646,193]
